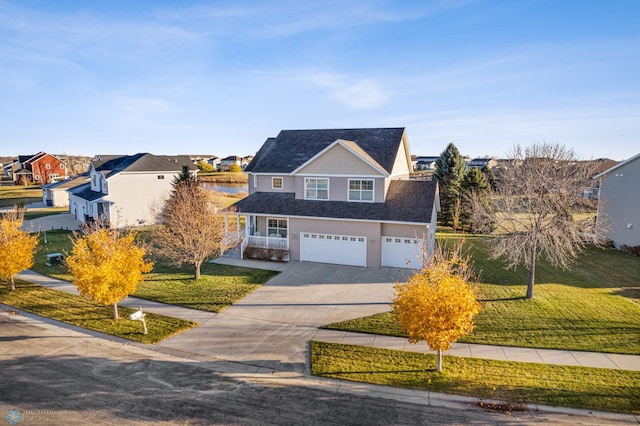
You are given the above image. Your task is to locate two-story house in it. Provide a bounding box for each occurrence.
[595,152,640,249]
[68,153,195,228]
[231,128,439,269]
[14,152,67,184]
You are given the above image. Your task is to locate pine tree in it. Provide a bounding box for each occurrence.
[433,143,467,229]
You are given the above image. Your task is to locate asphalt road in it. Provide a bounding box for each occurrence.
[2,312,629,426]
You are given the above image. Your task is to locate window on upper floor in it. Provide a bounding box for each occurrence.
[60,164,65,169]
[305,178,329,200]
[267,218,288,238]
[92,175,96,187]
[45,164,51,169]
[348,179,374,202]
[272,177,283,189]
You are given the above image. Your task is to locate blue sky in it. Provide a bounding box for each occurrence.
[1,0,638,161]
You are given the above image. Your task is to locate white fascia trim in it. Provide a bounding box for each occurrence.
[249,172,294,176]
[593,152,640,179]
[296,173,384,178]
[291,139,388,176]
[233,213,429,226]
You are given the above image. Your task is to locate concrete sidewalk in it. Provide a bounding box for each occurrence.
[16,270,217,324]
[15,268,640,372]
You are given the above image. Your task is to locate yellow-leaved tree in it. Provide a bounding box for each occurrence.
[66,227,153,319]
[393,244,480,372]
[0,211,39,290]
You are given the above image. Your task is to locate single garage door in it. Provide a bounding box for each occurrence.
[382,237,424,269]
[300,232,367,267]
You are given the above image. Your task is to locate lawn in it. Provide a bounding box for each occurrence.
[326,236,640,355]
[0,280,196,344]
[135,263,278,312]
[22,206,68,220]
[29,229,279,312]
[311,341,640,414]
[0,185,42,207]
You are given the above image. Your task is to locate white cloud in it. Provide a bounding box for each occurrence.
[302,71,391,109]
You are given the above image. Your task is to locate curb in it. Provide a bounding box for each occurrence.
[1,306,638,424]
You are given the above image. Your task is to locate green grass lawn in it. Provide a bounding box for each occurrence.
[311,341,640,414]
[135,263,278,312]
[22,206,68,220]
[0,280,196,344]
[327,236,640,355]
[29,229,279,312]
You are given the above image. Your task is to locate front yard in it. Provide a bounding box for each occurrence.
[30,230,279,313]
[311,341,640,414]
[0,280,196,344]
[326,236,640,355]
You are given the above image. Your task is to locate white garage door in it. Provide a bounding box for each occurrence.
[300,232,367,267]
[382,237,424,269]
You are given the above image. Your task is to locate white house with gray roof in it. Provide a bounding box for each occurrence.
[231,128,439,269]
[594,152,640,249]
[68,153,195,228]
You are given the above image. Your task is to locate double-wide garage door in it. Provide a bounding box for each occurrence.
[300,232,367,267]
[381,237,424,269]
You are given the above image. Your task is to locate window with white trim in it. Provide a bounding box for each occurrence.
[45,163,51,169]
[267,218,288,238]
[305,178,329,200]
[60,164,65,169]
[348,179,374,201]
[272,177,283,189]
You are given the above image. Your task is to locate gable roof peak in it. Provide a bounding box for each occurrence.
[246,127,407,174]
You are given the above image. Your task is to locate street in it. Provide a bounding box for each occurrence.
[0,312,626,425]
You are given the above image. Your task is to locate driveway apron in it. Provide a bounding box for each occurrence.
[157,261,410,373]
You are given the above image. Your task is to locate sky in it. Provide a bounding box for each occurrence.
[1,0,639,161]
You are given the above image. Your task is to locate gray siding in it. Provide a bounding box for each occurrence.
[598,157,640,247]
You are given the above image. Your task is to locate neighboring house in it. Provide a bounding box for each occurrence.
[68,153,195,228]
[466,157,497,170]
[41,174,90,207]
[207,156,221,170]
[594,152,640,249]
[219,155,243,172]
[231,128,440,269]
[413,156,439,171]
[242,155,254,169]
[15,152,67,184]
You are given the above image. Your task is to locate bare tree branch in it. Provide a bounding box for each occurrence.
[469,143,597,299]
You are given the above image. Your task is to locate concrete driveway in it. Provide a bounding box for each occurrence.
[21,213,82,232]
[158,261,413,373]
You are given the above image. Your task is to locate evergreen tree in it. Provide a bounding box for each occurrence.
[433,143,467,229]
[173,165,195,186]
[461,167,490,231]
[481,165,497,191]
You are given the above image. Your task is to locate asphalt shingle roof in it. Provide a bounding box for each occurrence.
[232,180,437,224]
[68,183,106,201]
[244,128,406,174]
[95,153,195,177]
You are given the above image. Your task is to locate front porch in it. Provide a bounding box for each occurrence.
[235,214,290,261]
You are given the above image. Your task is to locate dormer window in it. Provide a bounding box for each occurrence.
[305,178,329,200]
[348,179,374,202]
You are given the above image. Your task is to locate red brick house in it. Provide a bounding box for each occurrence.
[15,152,67,184]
